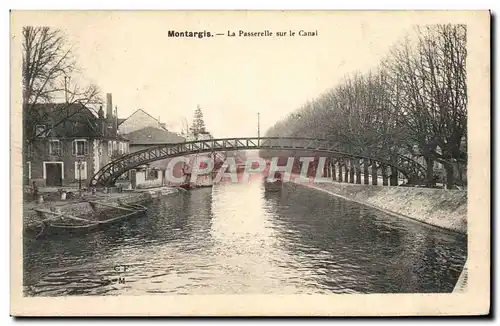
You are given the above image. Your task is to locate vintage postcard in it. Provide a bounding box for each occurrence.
[10,10,490,316]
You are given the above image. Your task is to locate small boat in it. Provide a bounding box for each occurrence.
[33,202,147,237]
[264,173,283,192]
[264,179,283,192]
[179,183,193,190]
[195,184,213,189]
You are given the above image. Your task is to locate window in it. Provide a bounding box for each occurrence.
[108,141,112,155]
[48,139,62,156]
[72,139,88,156]
[146,168,159,180]
[74,161,87,180]
[26,142,33,158]
[35,124,50,138]
[72,121,80,133]
[113,141,117,152]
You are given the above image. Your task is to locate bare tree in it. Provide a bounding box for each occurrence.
[417,24,467,187]
[180,117,190,135]
[22,26,101,142]
[386,24,467,187]
[264,24,467,187]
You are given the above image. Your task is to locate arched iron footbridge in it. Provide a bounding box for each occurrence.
[90,137,427,187]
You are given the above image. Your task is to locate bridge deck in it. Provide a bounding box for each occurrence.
[90,137,426,187]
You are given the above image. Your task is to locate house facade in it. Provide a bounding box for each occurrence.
[117,109,168,135]
[24,93,129,187]
[121,126,186,188]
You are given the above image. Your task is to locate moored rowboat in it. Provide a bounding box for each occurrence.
[264,179,283,192]
[33,202,148,237]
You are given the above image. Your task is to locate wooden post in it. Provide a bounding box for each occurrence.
[363,158,369,185]
[381,164,388,186]
[332,159,337,181]
[371,161,378,185]
[355,159,361,184]
[338,161,343,182]
[390,166,399,186]
[349,159,355,183]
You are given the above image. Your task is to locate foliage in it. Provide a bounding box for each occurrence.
[190,105,207,137]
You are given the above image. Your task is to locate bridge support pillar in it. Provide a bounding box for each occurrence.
[381,164,389,186]
[371,161,378,185]
[349,159,355,183]
[390,166,399,186]
[331,159,336,181]
[363,159,369,184]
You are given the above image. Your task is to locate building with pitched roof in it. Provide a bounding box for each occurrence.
[24,93,130,187]
[120,125,186,189]
[117,108,168,135]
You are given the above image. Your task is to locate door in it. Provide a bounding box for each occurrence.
[74,162,88,180]
[45,163,63,186]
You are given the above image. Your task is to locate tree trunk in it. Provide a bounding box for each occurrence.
[381,164,388,186]
[457,161,466,186]
[363,158,369,184]
[443,161,455,189]
[424,156,435,187]
[332,160,337,181]
[390,166,399,186]
[344,160,349,182]
[355,159,361,184]
[371,161,378,185]
[349,159,355,183]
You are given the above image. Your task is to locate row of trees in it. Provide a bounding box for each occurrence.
[264,24,467,187]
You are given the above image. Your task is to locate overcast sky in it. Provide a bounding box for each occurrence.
[23,11,418,138]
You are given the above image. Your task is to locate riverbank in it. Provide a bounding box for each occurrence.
[289,179,467,234]
[23,186,181,232]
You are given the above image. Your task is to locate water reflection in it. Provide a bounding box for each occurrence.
[24,179,466,296]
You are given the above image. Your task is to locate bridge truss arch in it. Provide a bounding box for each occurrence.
[89,137,427,187]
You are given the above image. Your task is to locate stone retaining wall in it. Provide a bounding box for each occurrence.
[453,261,468,292]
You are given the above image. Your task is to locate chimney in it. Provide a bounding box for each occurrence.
[115,106,119,131]
[106,93,113,120]
[98,105,105,134]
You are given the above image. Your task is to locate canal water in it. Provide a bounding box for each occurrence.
[23,180,467,296]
